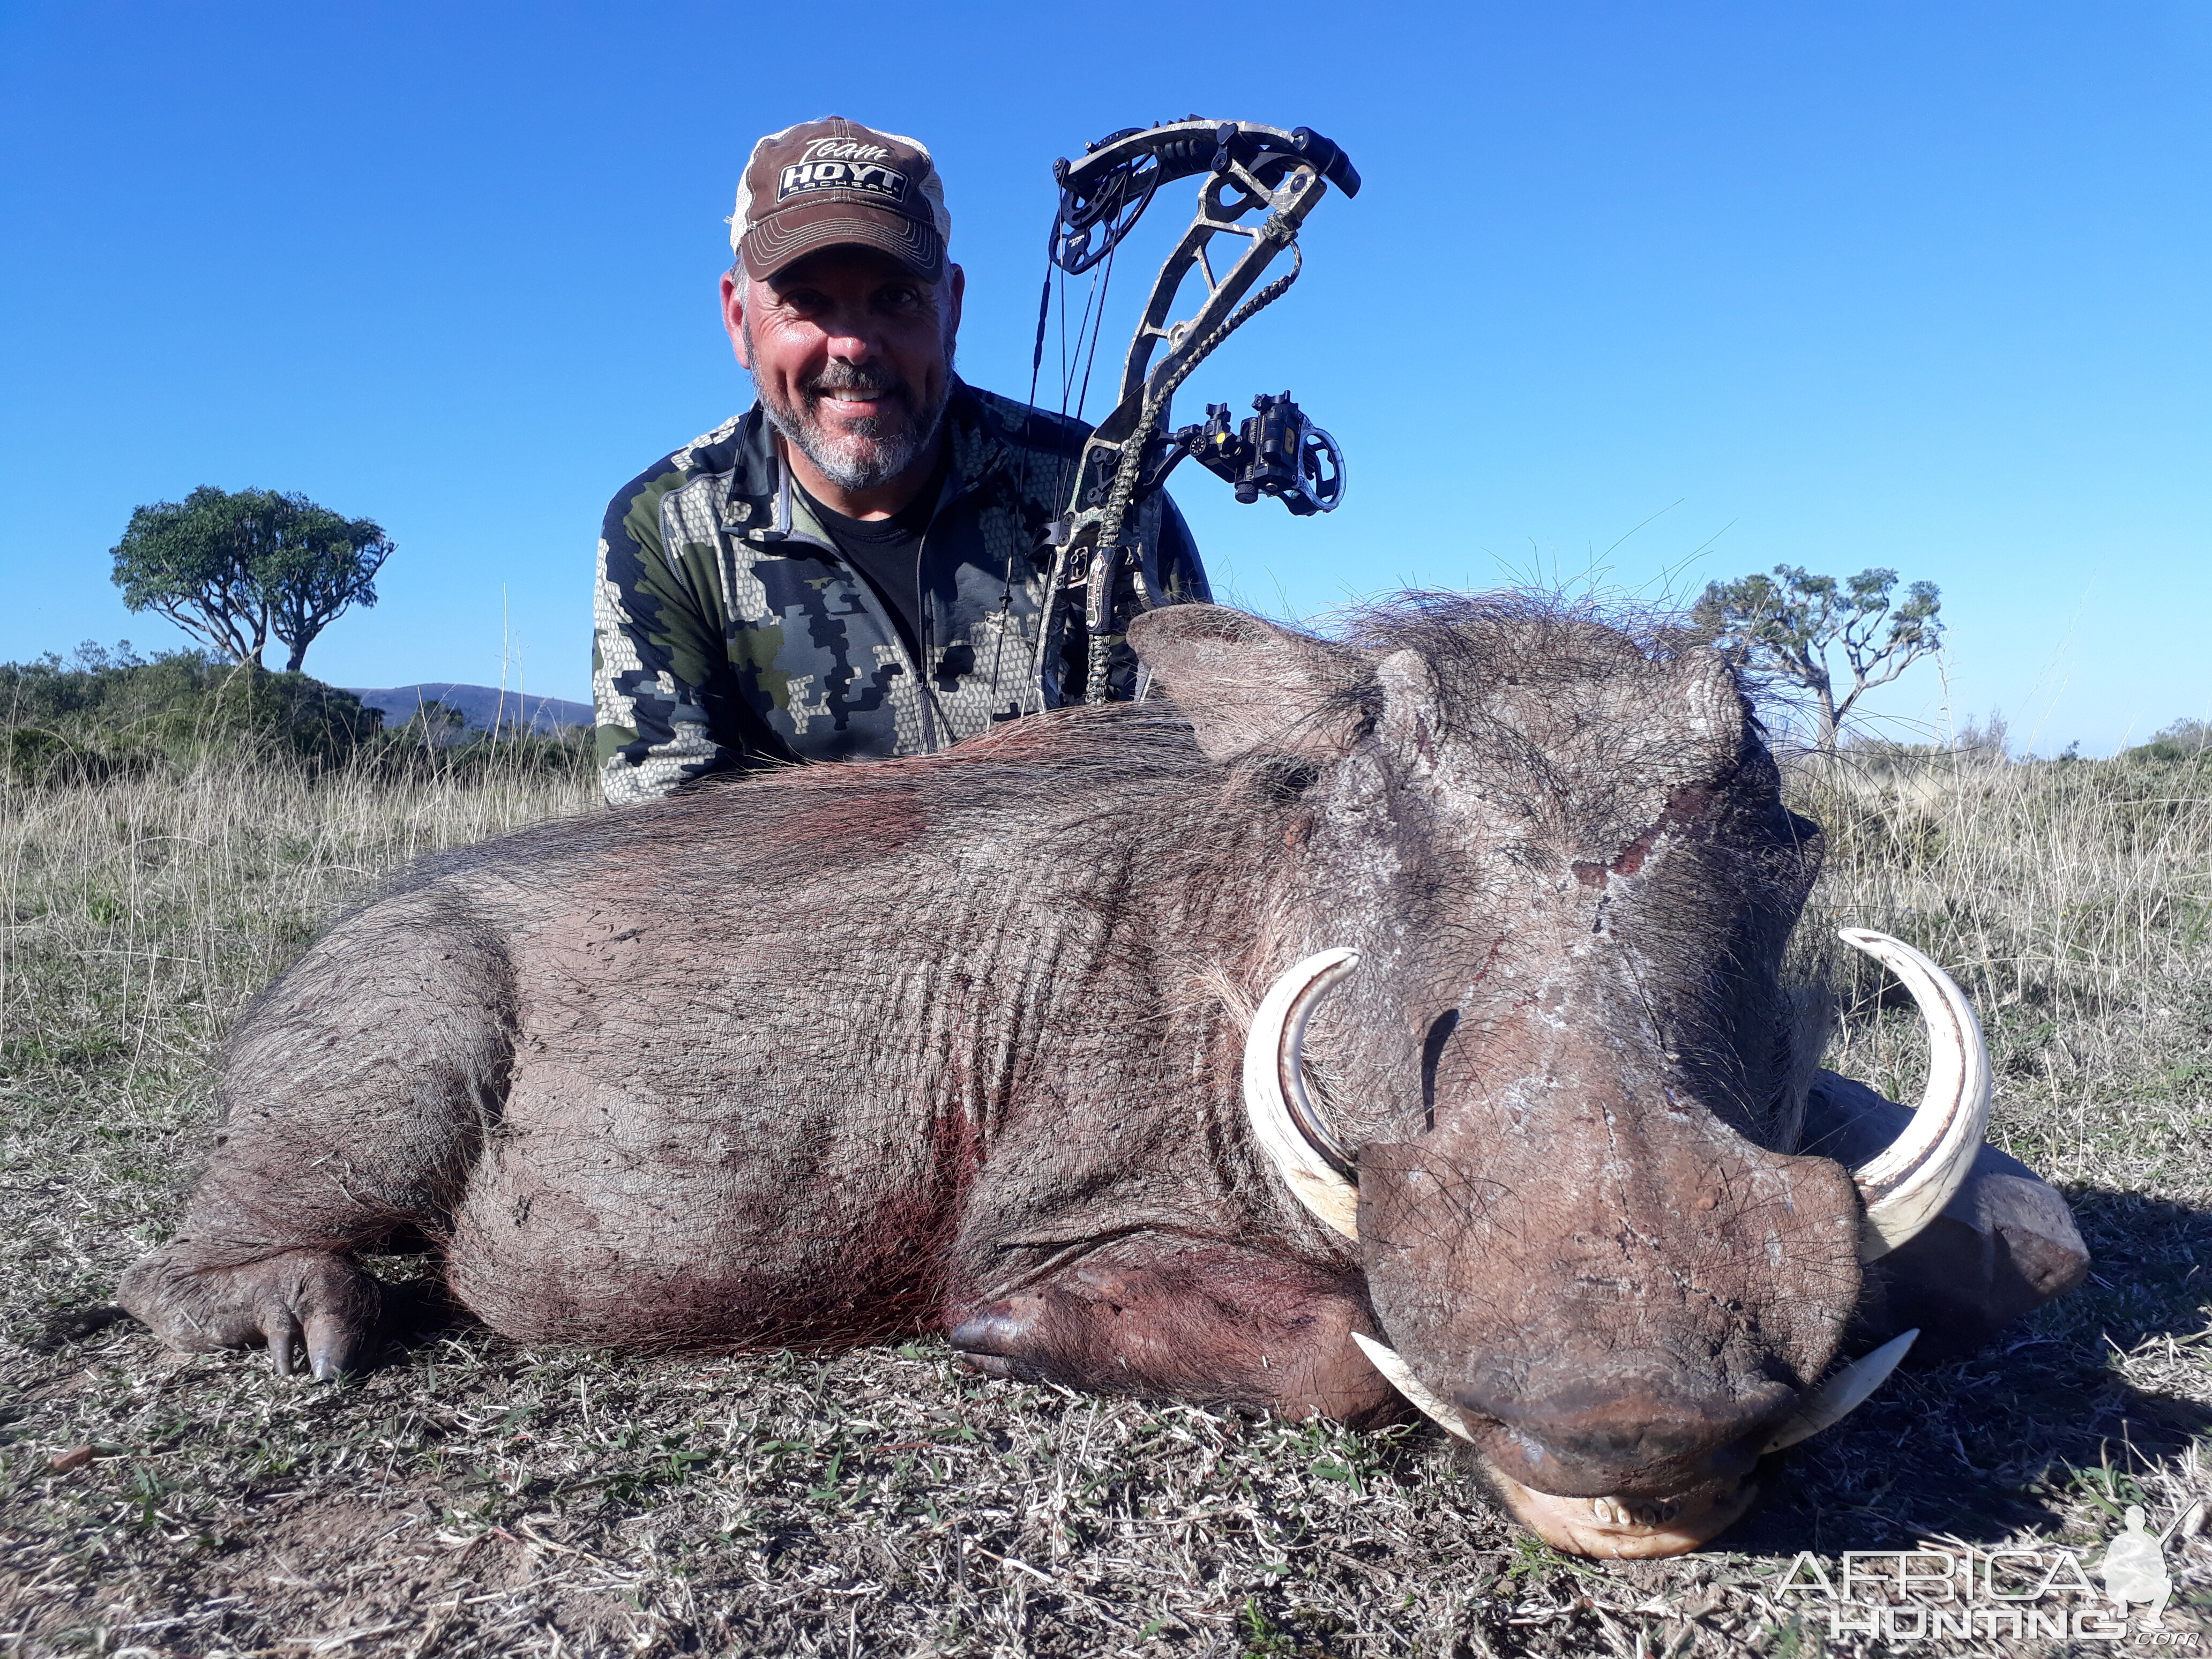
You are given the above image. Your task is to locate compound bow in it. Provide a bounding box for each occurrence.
[1026,118,1361,705]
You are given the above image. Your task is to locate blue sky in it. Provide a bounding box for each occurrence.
[2,2,2204,753]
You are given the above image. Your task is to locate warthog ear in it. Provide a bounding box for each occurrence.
[1129,605,1374,764]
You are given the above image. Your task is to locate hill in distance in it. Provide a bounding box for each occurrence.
[347,683,592,735]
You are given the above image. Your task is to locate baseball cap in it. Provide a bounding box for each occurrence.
[730,116,951,283]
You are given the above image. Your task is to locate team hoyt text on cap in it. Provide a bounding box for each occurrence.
[730,117,951,285]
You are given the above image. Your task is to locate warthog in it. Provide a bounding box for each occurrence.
[121,597,2084,1558]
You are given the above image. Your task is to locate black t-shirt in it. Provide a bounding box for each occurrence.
[799,468,942,668]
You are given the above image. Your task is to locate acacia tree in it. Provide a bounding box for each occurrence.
[110,487,393,672]
[259,501,395,672]
[109,487,281,665]
[1693,565,1944,752]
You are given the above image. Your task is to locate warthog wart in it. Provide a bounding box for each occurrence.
[119,595,2086,1558]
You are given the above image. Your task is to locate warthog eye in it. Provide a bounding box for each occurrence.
[1256,757,1323,801]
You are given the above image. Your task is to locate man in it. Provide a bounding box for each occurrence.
[593,116,1210,804]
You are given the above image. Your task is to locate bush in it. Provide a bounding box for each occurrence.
[0,640,591,786]
[2123,718,2212,766]
[0,641,383,781]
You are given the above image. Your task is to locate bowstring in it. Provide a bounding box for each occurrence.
[1071,244,1116,429]
[1020,151,1140,709]
[1017,228,1097,712]
[1057,263,1074,414]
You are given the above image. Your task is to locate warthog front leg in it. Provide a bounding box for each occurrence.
[946,1240,1401,1426]
[118,891,512,1378]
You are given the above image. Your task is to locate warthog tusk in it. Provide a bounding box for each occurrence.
[1762,1328,1919,1452]
[1242,947,1363,1240]
[1836,930,1992,1260]
[1350,1331,1475,1441]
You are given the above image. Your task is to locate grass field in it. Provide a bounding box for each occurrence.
[3,738,2209,1656]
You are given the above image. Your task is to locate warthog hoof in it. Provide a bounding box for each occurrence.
[117,1245,383,1381]
[946,1298,1051,1382]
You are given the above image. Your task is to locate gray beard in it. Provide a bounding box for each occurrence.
[749,335,952,494]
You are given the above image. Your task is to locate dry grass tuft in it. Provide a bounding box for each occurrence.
[3,743,2208,1656]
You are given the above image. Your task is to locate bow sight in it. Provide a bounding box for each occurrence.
[1029,118,1359,705]
[1169,393,1344,517]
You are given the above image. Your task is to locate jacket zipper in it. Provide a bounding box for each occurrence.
[764,445,948,753]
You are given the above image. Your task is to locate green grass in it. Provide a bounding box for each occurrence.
[2,744,2208,1655]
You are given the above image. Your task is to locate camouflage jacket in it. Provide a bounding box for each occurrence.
[593,380,1209,805]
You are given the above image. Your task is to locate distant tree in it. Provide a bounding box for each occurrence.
[2123,719,2212,765]
[1952,709,2009,762]
[401,699,467,738]
[74,639,143,672]
[110,487,392,672]
[261,500,395,672]
[1693,565,1944,752]
[110,487,282,665]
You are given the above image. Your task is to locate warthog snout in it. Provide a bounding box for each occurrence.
[1335,1116,1863,1556]
[1449,1365,1795,1497]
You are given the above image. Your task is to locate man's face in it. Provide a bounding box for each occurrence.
[724,246,965,494]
